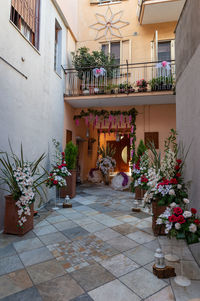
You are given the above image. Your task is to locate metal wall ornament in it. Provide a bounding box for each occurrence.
[90,6,129,40]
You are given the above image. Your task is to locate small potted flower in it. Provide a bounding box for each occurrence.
[136,79,147,92]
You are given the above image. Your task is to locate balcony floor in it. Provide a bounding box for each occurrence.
[64,91,175,108]
[0,183,199,300]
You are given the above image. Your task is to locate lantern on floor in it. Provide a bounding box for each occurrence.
[154,248,166,269]
[63,195,72,208]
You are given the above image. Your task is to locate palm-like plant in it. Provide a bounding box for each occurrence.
[0,142,47,201]
[98,145,116,158]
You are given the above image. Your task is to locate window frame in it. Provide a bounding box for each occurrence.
[54,19,62,76]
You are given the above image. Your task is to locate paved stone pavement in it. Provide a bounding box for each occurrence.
[0,183,200,301]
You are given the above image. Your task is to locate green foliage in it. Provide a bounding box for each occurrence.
[164,128,177,154]
[0,142,46,201]
[98,145,116,158]
[147,141,161,172]
[64,141,78,170]
[72,47,116,79]
[136,140,147,160]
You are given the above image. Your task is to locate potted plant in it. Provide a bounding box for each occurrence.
[136,79,147,92]
[60,141,78,198]
[97,145,116,185]
[0,144,46,235]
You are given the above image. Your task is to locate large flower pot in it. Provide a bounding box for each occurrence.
[152,201,167,236]
[60,170,76,199]
[4,195,34,235]
[135,187,146,200]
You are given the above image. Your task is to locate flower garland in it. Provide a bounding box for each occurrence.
[14,163,34,227]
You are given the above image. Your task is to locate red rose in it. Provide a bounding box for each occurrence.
[176,159,182,165]
[177,215,186,224]
[191,208,197,214]
[194,219,200,225]
[173,207,183,215]
[175,165,180,170]
[176,173,181,178]
[53,180,58,185]
[141,176,148,183]
[62,152,65,156]
[168,215,178,223]
[50,173,53,176]
[170,178,178,185]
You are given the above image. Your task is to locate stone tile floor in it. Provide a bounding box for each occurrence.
[0,183,200,301]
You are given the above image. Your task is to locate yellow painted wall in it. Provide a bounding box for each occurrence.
[76,0,176,63]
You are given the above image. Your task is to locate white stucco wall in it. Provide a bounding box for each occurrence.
[0,0,76,230]
[176,43,200,213]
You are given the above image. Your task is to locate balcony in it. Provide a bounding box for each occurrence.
[136,0,186,25]
[64,60,176,108]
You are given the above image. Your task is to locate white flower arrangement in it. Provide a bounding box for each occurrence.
[96,156,116,176]
[14,163,35,227]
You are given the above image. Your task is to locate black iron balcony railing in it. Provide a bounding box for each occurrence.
[64,60,175,97]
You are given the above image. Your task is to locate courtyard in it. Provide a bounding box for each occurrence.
[0,184,199,301]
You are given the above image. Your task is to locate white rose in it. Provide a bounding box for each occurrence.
[183,198,190,204]
[183,211,192,218]
[156,218,163,225]
[170,202,177,208]
[189,223,197,233]
[175,223,181,230]
[177,184,182,189]
[169,189,175,196]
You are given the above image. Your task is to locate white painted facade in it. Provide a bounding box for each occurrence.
[0,0,76,229]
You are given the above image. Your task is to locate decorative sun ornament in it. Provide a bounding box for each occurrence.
[90,6,129,40]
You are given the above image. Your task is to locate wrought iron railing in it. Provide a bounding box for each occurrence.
[64,60,175,97]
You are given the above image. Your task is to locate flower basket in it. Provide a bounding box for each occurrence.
[60,170,76,198]
[4,195,34,235]
[152,201,167,236]
[135,187,146,200]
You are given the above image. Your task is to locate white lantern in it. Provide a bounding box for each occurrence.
[154,248,166,269]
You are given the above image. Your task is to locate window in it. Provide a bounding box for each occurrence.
[158,41,171,61]
[54,20,62,75]
[102,41,120,65]
[10,0,40,49]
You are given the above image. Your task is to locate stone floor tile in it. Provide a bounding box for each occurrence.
[136,220,152,230]
[0,244,16,259]
[73,217,95,226]
[168,260,200,280]
[120,267,167,299]
[54,220,77,231]
[0,269,33,299]
[143,239,160,252]
[144,286,175,301]
[100,254,139,277]
[130,211,151,219]
[46,215,69,224]
[33,224,58,236]
[126,230,155,244]
[0,287,42,301]
[88,279,141,301]
[189,242,200,266]
[0,255,24,276]
[81,222,107,233]
[70,293,94,301]
[19,246,53,267]
[71,263,115,292]
[37,274,84,301]
[116,215,140,223]
[112,224,138,235]
[62,226,90,240]
[39,232,69,245]
[124,245,155,266]
[94,228,122,241]
[60,212,84,220]
[27,259,66,284]
[107,236,138,252]
[171,279,200,301]
[34,220,50,228]
[13,237,43,253]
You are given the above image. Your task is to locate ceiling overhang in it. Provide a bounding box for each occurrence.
[64,91,175,108]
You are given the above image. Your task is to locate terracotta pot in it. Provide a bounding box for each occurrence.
[60,170,76,199]
[152,201,167,236]
[135,187,146,200]
[4,195,34,235]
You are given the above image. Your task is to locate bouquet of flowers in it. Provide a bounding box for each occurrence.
[96,156,116,176]
[136,79,147,88]
[133,150,150,190]
[157,203,200,244]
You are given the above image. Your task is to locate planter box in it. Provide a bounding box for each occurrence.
[138,87,147,92]
[60,170,76,199]
[152,201,167,236]
[4,195,34,235]
[135,187,146,200]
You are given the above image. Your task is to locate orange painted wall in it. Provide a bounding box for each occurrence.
[63,103,176,181]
